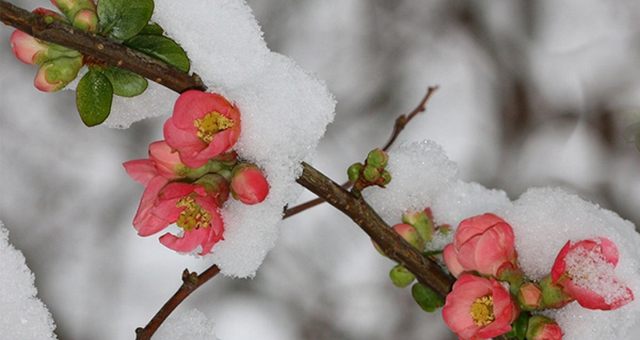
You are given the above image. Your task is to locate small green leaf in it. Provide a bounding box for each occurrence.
[512,313,530,340]
[138,23,165,36]
[103,66,148,97]
[76,69,113,126]
[98,0,154,40]
[124,35,191,73]
[411,283,445,313]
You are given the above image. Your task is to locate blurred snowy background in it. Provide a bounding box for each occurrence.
[2,0,640,339]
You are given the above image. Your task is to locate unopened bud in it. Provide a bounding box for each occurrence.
[517,282,544,311]
[526,315,563,340]
[195,174,230,207]
[392,223,424,250]
[366,148,388,168]
[33,7,67,24]
[72,9,99,32]
[51,0,96,22]
[347,163,362,182]
[10,30,50,66]
[389,265,415,288]
[362,164,380,182]
[230,163,270,205]
[402,209,435,243]
[34,56,83,92]
[379,170,392,186]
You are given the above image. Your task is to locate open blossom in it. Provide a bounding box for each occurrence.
[551,237,634,310]
[442,274,519,340]
[164,90,241,168]
[444,213,519,280]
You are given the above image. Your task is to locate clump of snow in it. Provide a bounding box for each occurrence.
[362,140,459,225]
[0,221,57,340]
[564,242,633,306]
[148,0,335,277]
[153,309,219,340]
[104,82,178,128]
[497,188,640,340]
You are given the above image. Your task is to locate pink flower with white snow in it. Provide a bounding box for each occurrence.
[551,237,634,310]
[164,90,241,168]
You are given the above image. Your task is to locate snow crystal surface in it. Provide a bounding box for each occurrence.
[362,140,459,225]
[150,0,335,277]
[0,221,57,340]
[498,188,640,340]
[153,309,219,340]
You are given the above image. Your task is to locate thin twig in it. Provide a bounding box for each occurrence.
[283,86,439,218]
[135,265,221,340]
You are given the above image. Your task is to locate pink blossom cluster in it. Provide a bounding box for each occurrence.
[9,0,98,91]
[124,90,269,255]
[441,213,634,340]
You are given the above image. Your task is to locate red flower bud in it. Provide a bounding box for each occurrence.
[230,163,269,205]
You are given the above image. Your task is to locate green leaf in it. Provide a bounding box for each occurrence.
[98,0,154,40]
[411,283,445,313]
[124,35,191,73]
[511,313,529,340]
[138,23,165,36]
[103,66,148,97]
[76,69,113,126]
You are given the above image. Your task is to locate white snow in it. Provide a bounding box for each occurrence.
[0,221,57,340]
[148,0,336,277]
[153,309,219,340]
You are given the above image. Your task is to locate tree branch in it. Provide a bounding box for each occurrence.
[0,0,204,93]
[283,86,439,218]
[1,0,455,337]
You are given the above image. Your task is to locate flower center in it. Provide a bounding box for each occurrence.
[175,196,212,231]
[470,295,495,326]
[194,111,234,143]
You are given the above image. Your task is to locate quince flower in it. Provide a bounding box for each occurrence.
[551,237,633,310]
[164,90,241,168]
[442,274,519,340]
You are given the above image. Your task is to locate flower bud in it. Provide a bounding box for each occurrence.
[402,208,435,243]
[347,162,362,182]
[51,0,96,23]
[379,170,392,186]
[526,315,563,340]
[362,164,380,182]
[389,265,415,288]
[392,223,424,250]
[10,30,50,66]
[34,56,83,92]
[33,7,67,24]
[517,282,544,311]
[366,148,388,168]
[72,9,99,32]
[195,174,230,207]
[230,163,269,205]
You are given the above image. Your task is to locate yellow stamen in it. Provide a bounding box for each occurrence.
[175,196,212,231]
[470,295,495,326]
[194,111,234,143]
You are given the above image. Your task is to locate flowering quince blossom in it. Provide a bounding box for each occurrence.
[229,163,270,205]
[164,90,241,168]
[551,237,634,310]
[444,213,520,280]
[442,274,520,340]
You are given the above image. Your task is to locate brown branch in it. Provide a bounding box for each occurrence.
[297,162,454,298]
[283,86,439,218]
[0,0,204,93]
[135,265,221,340]
[1,0,455,336]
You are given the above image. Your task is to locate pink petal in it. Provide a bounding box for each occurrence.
[443,244,464,278]
[123,159,158,186]
[159,228,207,253]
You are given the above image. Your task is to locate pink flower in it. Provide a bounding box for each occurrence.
[445,213,519,280]
[442,274,519,340]
[134,182,224,255]
[551,237,634,310]
[164,90,241,168]
[123,141,182,184]
[230,163,269,205]
[526,315,563,340]
[10,30,50,66]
